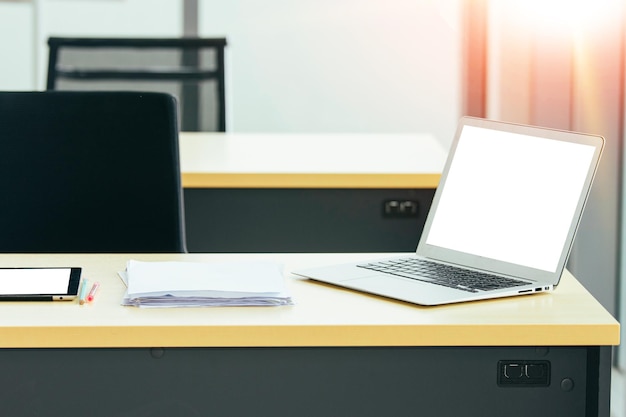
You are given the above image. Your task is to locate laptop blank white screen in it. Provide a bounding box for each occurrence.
[424,125,596,273]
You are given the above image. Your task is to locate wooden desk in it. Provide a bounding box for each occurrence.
[0,253,618,417]
[179,133,446,252]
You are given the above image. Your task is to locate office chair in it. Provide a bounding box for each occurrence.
[46,37,227,132]
[0,91,186,252]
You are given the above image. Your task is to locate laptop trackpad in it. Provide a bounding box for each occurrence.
[344,276,457,305]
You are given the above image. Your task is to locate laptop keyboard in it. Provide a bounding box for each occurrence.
[357,258,529,293]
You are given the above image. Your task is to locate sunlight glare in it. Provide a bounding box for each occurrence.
[505,0,621,32]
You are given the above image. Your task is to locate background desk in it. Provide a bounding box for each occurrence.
[180,133,446,252]
[0,253,618,417]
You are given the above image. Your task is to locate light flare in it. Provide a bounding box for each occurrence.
[502,0,621,33]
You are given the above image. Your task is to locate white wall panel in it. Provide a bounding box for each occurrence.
[0,1,35,90]
[199,0,461,147]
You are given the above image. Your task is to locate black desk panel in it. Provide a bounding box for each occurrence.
[184,188,435,252]
[0,346,607,417]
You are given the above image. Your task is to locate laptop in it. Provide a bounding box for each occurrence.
[293,117,604,306]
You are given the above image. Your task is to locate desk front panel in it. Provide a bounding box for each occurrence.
[184,187,434,252]
[0,345,601,417]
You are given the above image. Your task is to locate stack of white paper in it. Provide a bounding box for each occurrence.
[119,260,293,308]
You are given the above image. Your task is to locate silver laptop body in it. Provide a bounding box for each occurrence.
[293,117,604,306]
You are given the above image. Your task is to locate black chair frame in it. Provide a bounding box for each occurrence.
[46,37,227,132]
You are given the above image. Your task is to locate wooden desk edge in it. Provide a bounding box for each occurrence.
[1,322,618,348]
[182,173,442,189]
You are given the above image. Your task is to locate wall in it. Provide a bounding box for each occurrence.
[0,0,183,90]
[0,1,34,90]
[198,0,462,147]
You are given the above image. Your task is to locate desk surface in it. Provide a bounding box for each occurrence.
[0,253,618,349]
[179,132,447,188]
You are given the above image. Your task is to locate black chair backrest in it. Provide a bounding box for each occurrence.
[46,37,227,132]
[0,91,186,253]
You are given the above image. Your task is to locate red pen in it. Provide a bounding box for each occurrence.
[87,282,100,302]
